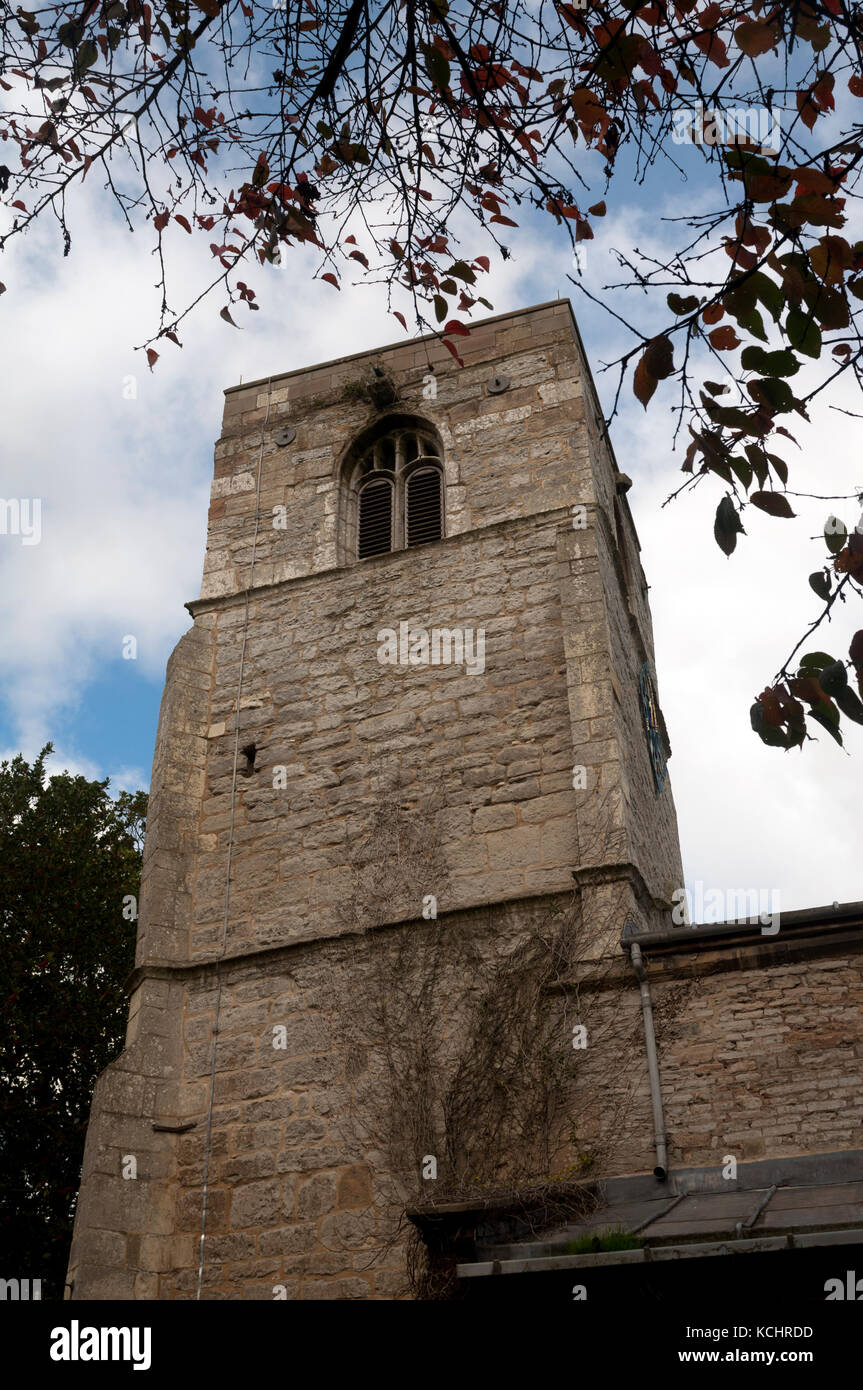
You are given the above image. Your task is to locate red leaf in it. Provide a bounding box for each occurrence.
[489,214,518,227]
[392,311,407,330]
[441,338,464,367]
[709,325,741,350]
[849,75,863,97]
[11,200,26,211]
[165,331,181,346]
[797,90,819,132]
[633,353,657,409]
[146,349,159,371]
[692,29,729,66]
[174,214,192,234]
[735,21,776,58]
[321,273,340,289]
[644,334,674,380]
[443,319,470,337]
[473,256,490,272]
[588,200,606,216]
[154,211,170,231]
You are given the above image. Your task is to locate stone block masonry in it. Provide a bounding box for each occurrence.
[68,301,688,1300]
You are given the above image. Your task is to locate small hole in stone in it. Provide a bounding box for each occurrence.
[240,742,257,777]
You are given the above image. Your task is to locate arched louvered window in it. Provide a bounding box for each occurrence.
[406,467,443,548]
[342,417,445,563]
[358,478,393,559]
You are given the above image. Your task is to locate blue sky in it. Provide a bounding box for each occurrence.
[1,68,861,909]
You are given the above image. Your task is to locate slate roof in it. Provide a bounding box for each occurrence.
[458,1151,863,1281]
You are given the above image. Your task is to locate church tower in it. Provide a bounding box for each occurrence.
[68,300,685,1300]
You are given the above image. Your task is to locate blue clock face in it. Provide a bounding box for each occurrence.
[639,663,667,794]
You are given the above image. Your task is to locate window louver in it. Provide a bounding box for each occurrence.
[358,479,393,558]
[406,469,443,548]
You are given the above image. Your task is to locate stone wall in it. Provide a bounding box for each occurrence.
[68,301,689,1300]
[556,927,863,1180]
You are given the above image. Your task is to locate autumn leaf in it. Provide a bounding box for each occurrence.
[709,325,741,350]
[146,349,159,371]
[750,490,795,518]
[644,334,674,380]
[735,21,776,57]
[441,337,465,367]
[633,352,657,409]
[220,306,240,326]
[251,154,269,189]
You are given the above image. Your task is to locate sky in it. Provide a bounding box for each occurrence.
[1,61,861,914]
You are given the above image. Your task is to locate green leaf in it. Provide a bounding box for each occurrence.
[836,685,863,724]
[741,346,800,377]
[714,495,745,556]
[809,571,831,601]
[825,516,847,554]
[766,452,788,484]
[808,701,843,744]
[422,42,451,92]
[748,271,784,322]
[759,721,792,748]
[745,444,769,487]
[750,377,795,412]
[730,456,753,488]
[803,283,850,330]
[446,260,477,284]
[819,660,847,698]
[707,404,765,432]
[735,305,768,342]
[58,18,86,45]
[74,39,98,75]
[667,292,700,315]
[786,306,822,358]
[799,651,836,670]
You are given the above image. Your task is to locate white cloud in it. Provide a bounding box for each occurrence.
[1,165,860,915]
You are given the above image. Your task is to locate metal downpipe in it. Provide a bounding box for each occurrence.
[628,940,668,1181]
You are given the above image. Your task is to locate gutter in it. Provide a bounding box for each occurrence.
[457,1225,863,1280]
[620,899,863,953]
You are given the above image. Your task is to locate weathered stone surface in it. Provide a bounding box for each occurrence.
[68,301,698,1305]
